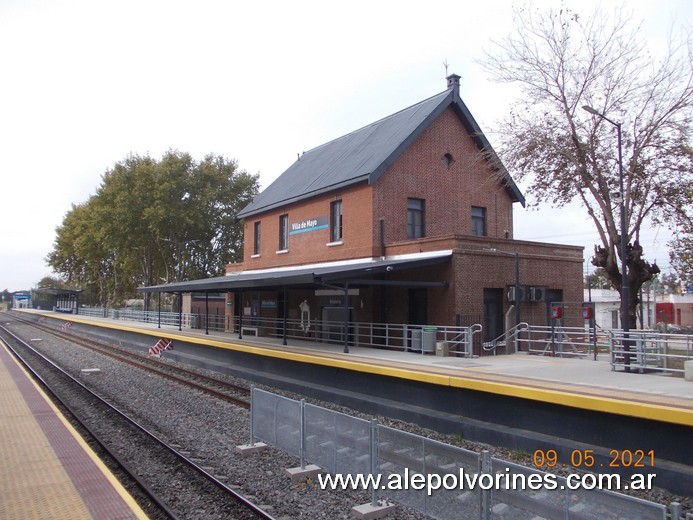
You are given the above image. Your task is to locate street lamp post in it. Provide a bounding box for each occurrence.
[582,105,630,370]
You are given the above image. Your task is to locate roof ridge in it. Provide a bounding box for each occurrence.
[302,89,452,156]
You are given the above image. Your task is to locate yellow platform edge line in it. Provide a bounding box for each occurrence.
[446,377,693,427]
[190,335,693,428]
[21,310,693,427]
[0,338,149,519]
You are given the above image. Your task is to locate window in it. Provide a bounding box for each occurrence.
[278,214,288,251]
[407,198,425,239]
[330,200,343,242]
[253,221,261,255]
[471,206,486,236]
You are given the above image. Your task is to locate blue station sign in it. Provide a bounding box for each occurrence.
[290,216,328,235]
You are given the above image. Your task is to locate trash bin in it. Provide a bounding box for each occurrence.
[422,326,437,354]
[410,329,422,352]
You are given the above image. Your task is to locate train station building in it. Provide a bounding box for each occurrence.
[142,75,583,350]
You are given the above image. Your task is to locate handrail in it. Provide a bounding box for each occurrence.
[483,322,529,354]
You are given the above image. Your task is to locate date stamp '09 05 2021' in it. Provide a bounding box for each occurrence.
[532,449,655,469]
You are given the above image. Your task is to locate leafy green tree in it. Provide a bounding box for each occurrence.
[482,4,692,328]
[35,276,71,290]
[584,269,610,289]
[47,151,259,306]
[46,199,123,305]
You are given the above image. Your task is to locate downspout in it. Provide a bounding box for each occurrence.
[238,290,244,339]
[283,287,288,346]
[205,291,209,335]
[178,291,182,331]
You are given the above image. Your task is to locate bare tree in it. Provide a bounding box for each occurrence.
[482,4,693,328]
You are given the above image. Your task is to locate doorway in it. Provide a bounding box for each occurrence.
[483,288,504,342]
[321,306,353,344]
[408,288,428,325]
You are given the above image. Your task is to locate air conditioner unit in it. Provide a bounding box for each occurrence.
[507,286,525,302]
[529,286,545,302]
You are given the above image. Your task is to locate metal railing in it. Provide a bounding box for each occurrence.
[75,307,483,354]
[70,307,693,373]
[518,324,598,359]
[77,306,227,331]
[236,316,482,356]
[483,322,529,355]
[249,388,675,520]
[608,329,693,375]
[484,322,693,373]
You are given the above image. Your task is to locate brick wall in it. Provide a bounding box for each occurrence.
[235,105,517,271]
[240,182,375,269]
[451,237,584,324]
[373,106,515,246]
[225,102,584,332]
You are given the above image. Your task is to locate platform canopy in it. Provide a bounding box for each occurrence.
[33,288,83,297]
[139,250,452,294]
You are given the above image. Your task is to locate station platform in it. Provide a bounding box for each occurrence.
[0,337,148,519]
[18,309,693,428]
[8,309,693,498]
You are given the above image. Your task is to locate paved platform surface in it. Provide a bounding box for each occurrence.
[0,337,147,520]
[16,309,693,427]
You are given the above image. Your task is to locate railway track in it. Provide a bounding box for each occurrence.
[5,311,690,518]
[7,312,251,408]
[0,322,274,520]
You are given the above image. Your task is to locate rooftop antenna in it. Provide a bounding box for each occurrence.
[443,59,449,77]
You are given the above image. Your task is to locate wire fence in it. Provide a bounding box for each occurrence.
[249,388,676,520]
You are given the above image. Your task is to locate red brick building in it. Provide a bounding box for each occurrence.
[145,75,583,349]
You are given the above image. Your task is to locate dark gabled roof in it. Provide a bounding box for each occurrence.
[237,81,525,220]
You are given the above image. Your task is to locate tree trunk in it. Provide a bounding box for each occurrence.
[592,241,660,330]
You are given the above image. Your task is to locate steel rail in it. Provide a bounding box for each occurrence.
[0,324,275,520]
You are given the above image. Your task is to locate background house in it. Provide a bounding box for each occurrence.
[584,288,693,330]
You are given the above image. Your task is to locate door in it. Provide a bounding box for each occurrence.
[321,306,353,344]
[483,289,503,342]
[408,288,428,325]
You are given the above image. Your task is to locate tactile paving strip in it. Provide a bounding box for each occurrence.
[0,342,145,519]
[0,348,92,519]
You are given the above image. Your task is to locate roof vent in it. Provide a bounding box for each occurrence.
[446,73,461,91]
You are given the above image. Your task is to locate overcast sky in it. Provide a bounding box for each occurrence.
[1,0,690,292]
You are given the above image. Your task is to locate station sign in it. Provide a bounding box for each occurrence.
[290,216,328,235]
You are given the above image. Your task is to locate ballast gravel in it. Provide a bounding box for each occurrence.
[11,320,691,519]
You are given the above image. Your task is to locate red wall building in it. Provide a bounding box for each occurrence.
[222,75,583,344]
